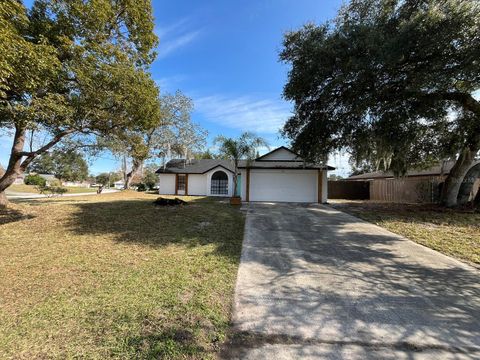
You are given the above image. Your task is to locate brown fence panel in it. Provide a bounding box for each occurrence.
[370,177,443,203]
[328,180,370,200]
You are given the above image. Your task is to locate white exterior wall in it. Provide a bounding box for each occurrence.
[247,169,318,203]
[259,148,299,160]
[320,170,328,203]
[240,169,247,201]
[188,174,207,195]
[206,167,234,197]
[158,174,176,195]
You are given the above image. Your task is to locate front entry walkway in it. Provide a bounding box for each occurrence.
[226,203,480,359]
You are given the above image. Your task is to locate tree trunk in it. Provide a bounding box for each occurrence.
[124,159,142,189]
[457,162,480,205]
[441,148,477,207]
[0,191,8,208]
[0,126,27,208]
[474,189,480,208]
[232,160,238,197]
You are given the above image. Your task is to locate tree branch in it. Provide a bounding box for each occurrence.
[19,129,75,170]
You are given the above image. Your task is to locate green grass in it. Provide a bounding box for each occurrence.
[7,184,98,194]
[331,200,480,265]
[0,192,245,359]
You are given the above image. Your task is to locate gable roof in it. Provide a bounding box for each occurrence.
[346,160,480,180]
[254,146,300,161]
[156,159,235,174]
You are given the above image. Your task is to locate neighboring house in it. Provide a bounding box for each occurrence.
[156,146,335,203]
[113,180,125,189]
[14,173,25,184]
[37,174,58,186]
[342,161,480,203]
[62,181,91,187]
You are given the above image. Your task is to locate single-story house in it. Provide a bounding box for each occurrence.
[341,160,480,203]
[156,146,335,203]
[113,180,125,189]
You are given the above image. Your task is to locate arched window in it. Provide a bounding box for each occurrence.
[211,171,228,195]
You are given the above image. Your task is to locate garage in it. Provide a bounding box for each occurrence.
[238,146,334,203]
[249,169,318,203]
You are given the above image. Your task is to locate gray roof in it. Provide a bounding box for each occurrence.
[156,158,334,174]
[37,174,57,180]
[156,146,336,174]
[347,160,480,180]
[237,160,335,170]
[156,159,235,174]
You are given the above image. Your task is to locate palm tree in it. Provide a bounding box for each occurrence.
[214,132,268,198]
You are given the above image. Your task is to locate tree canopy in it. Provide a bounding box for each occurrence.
[0,0,159,206]
[214,132,268,197]
[104,91,206,189]
[280,0,480,206]
[28,150,89,182]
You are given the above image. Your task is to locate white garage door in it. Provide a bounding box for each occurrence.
[249,169,318,202]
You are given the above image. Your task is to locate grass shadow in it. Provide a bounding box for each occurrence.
[0,206,35,225]
[64,194,245,263]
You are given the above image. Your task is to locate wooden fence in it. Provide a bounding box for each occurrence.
[328,180,370,200]
[369,177,443,203]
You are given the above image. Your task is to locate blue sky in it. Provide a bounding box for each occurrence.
[1,0,351,176]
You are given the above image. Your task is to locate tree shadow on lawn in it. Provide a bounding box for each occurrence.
[0,206,35,225]
[58,196,244,357]
[64,196,245,262]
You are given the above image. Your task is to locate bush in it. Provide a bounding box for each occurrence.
[24,174,46,186]
[136,183,147,192]
[38,185,68,197]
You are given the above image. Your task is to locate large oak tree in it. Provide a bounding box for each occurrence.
[0,0,159,206]
[280,0,480,207]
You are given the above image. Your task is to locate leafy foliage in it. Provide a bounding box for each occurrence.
[280,0,480,205]
[24,174,46,186]
[105,91,206,188]
[214,132,268,197]
[0,0,159,201]
[28,150,88,182]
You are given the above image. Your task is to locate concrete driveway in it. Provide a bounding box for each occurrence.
[227,203,480,359]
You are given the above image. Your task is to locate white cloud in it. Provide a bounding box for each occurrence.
[155,75,188,92]
[155,18,202,59]
[194,95,292,134]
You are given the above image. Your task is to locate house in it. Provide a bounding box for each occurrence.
[156,146,335,203]
[33,174,58,185]
[13,173,25,184]
[341,160,480,203]
[62,181,91,188]
[113,180,125,189]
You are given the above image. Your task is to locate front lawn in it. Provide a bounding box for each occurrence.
[0,192,245,359]
[331,200,480,265]
[7,184,98,194]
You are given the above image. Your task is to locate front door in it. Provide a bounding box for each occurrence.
[176,174,186,195]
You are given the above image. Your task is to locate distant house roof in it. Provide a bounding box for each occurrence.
[37,174,57,181]
[346,160,480,180]
[156,146,335,174]
[156,159,235,174]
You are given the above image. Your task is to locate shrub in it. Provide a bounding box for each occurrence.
[136,183,147,192]
[38,185,68,197]
[24,174,46,186]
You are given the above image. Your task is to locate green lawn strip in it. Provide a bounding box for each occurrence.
[8,184,98,194]
[332,202,480,265]
[0,193,244,359]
